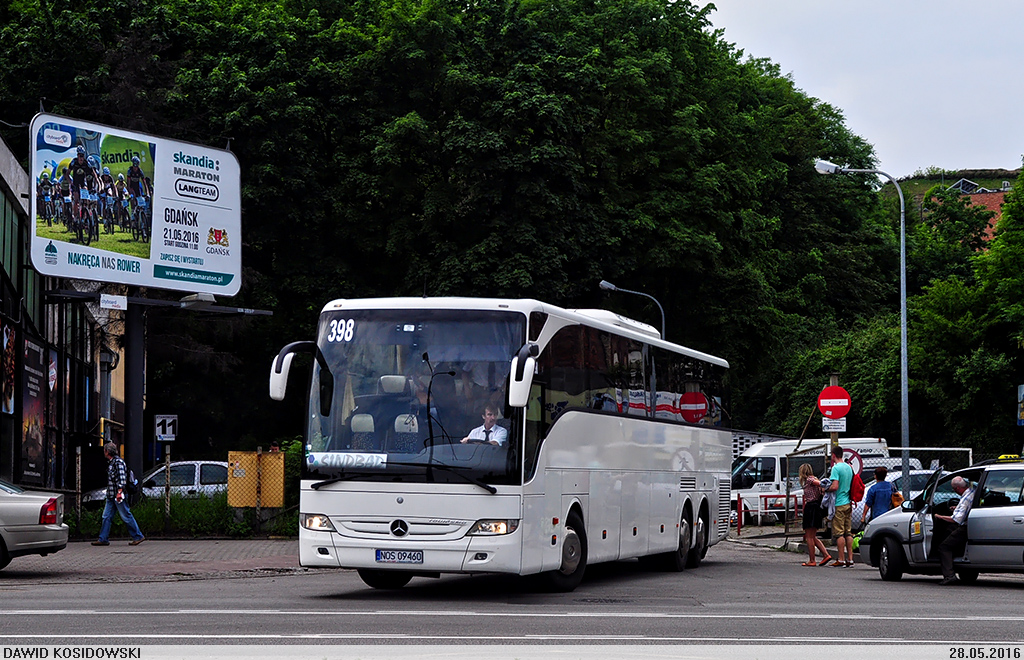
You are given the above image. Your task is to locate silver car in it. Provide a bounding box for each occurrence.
[83,461,228,504]
[0,478,69,570]
[859,458,1024,583]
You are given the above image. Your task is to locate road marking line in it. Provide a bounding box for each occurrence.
[0,634,1022,644]
[5,610,1024,623]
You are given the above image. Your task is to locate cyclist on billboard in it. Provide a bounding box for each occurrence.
[125,155,150,199]
[68,146,92,221]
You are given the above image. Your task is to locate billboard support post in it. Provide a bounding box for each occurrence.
[124,298,145,485]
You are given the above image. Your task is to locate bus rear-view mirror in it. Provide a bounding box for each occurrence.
[508,343,539,408]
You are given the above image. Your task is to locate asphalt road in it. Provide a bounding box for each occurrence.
[3,539,1024,648]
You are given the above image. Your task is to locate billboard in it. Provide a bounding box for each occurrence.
[28,113,241,296]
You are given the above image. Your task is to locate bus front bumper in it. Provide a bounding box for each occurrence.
[299,527,523,574]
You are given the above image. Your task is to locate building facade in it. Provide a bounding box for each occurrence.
[0,132,120,489]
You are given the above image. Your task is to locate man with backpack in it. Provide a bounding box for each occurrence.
[862,466,894,523]
[92,442,145,547]
[826,445,855,567]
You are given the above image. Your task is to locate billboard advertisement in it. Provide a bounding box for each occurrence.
[28,113,241,296]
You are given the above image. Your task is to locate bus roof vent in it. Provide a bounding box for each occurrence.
[570,309,662,339]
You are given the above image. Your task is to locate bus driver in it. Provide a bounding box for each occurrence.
[461,404,507,446]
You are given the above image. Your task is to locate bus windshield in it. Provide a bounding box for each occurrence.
[306,308,525,487]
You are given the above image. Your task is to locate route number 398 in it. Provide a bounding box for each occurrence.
[327,319,355,342]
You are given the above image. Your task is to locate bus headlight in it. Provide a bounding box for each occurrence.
[300,513,337,532]
[468,519,519,535]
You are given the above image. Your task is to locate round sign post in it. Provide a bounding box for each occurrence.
[817,385,851,419]
[679,392,709,424]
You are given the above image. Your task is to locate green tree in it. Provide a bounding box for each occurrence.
[0,0,900,453]
[908,184,995,290]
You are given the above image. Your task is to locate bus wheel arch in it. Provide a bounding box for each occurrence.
[542,506,587,592]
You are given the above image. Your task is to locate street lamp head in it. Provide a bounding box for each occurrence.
[598,279,617,292]
[814,159,843,175]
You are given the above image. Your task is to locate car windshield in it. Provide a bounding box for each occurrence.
[306,308,525,487]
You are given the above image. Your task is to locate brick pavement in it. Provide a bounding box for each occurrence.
[1,538,314,583]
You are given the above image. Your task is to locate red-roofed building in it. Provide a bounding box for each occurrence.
[947,178,1014,240]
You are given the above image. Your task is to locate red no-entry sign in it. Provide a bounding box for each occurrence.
[679,392,709,423]
[818,385,851,419]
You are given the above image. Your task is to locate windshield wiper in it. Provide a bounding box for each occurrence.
[311,473,381,489]
[389,460,498,494]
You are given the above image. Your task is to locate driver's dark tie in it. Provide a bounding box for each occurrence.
[484,429,491,443]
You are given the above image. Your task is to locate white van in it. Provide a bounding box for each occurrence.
[731,437,889,522]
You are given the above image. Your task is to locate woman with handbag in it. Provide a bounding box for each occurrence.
[799,463,834,566]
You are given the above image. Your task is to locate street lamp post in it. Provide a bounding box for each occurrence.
[814,159,910,499]
[598,280,666,340]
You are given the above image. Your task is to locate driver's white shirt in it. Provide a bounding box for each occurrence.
[466,423,507,446]
[952,486,975,525]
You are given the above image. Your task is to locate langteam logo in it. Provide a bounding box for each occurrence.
[44,241,58,266]
[175,178,219,202]
[43,128,72,148]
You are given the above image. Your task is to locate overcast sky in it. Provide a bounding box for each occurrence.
[705,1,1024,179]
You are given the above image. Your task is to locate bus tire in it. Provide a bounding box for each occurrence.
[653,508,693,572]
[543,510,587,592]
[686,509,708,568]
[356,569,413,590]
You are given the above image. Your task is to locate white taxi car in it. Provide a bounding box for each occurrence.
[859,457,1024,583]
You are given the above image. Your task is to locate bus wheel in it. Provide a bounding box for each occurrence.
[357,569,412,590]
[543,510,587,592]
[686,511,708,568]
[650,509,692,572]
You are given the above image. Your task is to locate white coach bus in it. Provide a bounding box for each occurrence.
[269,297,732,591]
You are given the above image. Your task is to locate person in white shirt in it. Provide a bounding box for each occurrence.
[935,476,975,585]
[461,404,507,446]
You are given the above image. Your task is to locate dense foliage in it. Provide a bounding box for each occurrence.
[2,0,1019,457]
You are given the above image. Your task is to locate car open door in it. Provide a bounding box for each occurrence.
[909,467,947,564]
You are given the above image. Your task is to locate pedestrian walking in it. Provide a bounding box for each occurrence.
[92,442,145,546]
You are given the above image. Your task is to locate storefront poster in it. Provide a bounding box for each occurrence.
[21,339,46,484]
[48,348,57,427]
[2,323,15,415]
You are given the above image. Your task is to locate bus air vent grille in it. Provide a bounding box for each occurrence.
[678,476,697,491]
[718,482,731,522]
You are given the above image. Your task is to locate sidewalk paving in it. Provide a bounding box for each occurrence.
[727,523,827,554]
[1,537,311,583]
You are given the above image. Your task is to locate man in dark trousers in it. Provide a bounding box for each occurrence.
[935,476,974,585]
[92,442,145,547]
